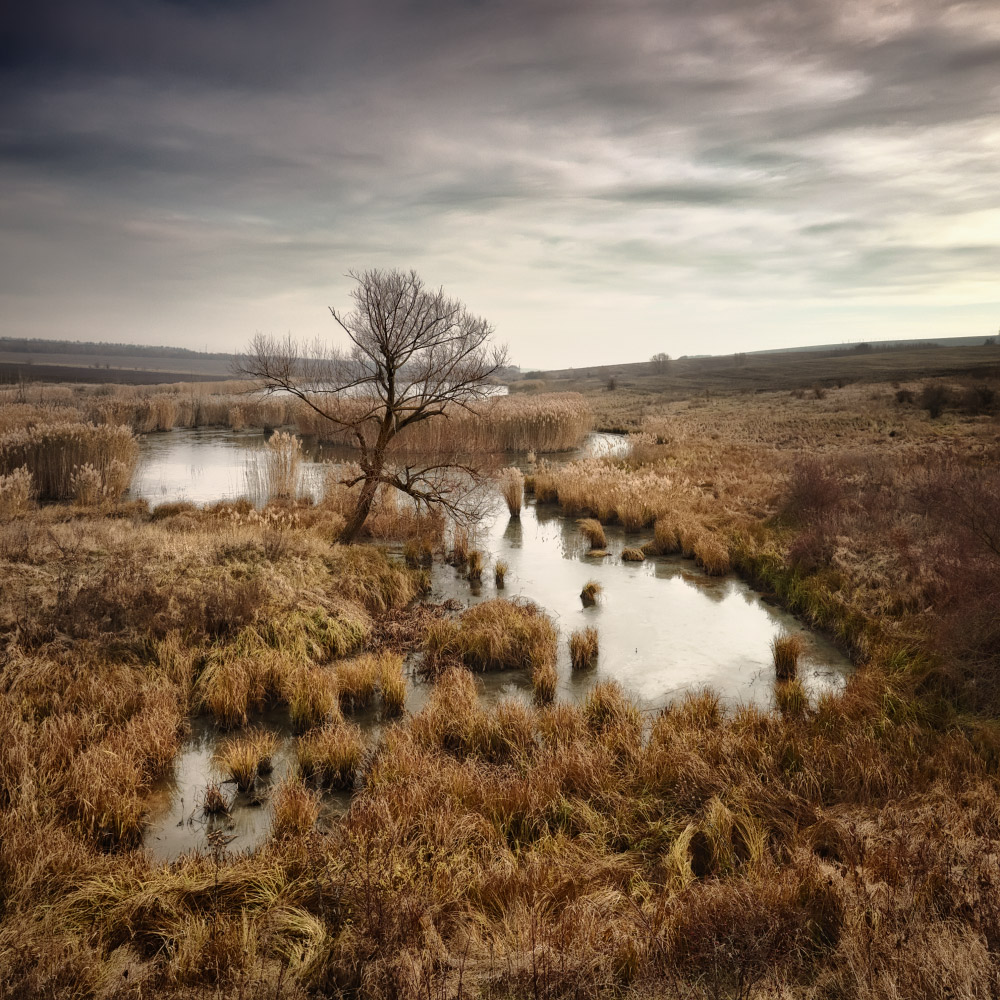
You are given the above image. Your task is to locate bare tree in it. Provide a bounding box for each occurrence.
[235,268,508,542]
[650,352,671,374]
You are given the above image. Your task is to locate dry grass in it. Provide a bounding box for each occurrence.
[580,579,602,606]
[287,666,341,732]
[425,599,558,678]
[270,777,319,839]
[774,678,807,717]
[578,517,607,549]
[569,627,599,670]
[692,533,731,575]
[200,782,231,816]
[466,548,484,582]
[2,373,1000,997]
[245,430,302,502]
[0,466,33,522]
[499,466,524,517]
[772,632,805,681]
[214,729,279,791]
[296,391,593,454]
[0,421,138,501]
[621,546,645,562]
[296,721,364,789]
[494,558,508,588]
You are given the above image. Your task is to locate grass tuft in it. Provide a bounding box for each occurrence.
[214,729,279,792]
[499,466,524,518]
[578,517,607,550]
[296,722,364,789]
[580,580,602,606]
[772,632,805,681]
[270,777,319,839]
[569,627,599,670]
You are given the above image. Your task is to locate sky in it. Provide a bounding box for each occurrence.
[1,1,998,369]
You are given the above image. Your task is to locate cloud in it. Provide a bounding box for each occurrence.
[1,0,997,365]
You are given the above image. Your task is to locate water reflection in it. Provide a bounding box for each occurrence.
[136,427,851,859]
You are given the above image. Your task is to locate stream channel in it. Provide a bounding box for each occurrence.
[135,428,851,861]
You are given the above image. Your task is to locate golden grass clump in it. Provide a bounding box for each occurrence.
[447,525,471,567]
[287,666,341,732]
[499,466,524,517]
[377,651,407,716]
[532,660,558,705]
[494,558,508,588]
[578,517,607,550]
[214,729,279,791]
[621,546,645,562]
[296,721,364,789]
[193,605,371,727]
[245,430,302,502]
[569,626,599,670]
[466,548,484,582]
[581,579,602,605]
[693,533,731,575]
[0,421,138,501]
[772,632,805,680]
[335,654,379,709]
[424,598,558,677]
[270,777,320,839]
[335,650,406,714]
[0,466,33,522]
[775,678,808,717]
[653,515,681,553]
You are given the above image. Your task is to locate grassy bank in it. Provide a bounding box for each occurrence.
[1,374,999,997]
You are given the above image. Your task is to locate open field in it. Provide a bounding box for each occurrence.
[0,361,232,385]
[514,343,1000,426]
[1,371,999,997]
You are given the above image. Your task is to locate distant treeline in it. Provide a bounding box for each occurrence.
[0,338,234,361]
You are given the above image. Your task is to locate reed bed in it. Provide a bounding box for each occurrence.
[0,421,138,501]
[2,377,999,998]
[295,391,593,453]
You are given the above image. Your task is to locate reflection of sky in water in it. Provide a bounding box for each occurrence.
[429,502,849,714]
[130,427,628,508]
[136,428,851,861]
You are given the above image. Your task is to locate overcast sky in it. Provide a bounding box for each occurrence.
[2,1,998,368]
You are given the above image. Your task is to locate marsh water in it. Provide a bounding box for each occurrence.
[136,427,850,860]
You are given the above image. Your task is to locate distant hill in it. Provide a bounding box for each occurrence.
[0,338,233,361]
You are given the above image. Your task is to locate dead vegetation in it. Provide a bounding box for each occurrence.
[1,373,999,997]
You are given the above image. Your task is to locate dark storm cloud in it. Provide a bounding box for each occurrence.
[1,0,998,362]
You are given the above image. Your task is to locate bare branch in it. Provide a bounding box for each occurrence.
[234,268,507,541]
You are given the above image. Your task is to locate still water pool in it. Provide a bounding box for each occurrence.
[134,428,850,859]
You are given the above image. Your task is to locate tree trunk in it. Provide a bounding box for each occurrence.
[339,473,381,543]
